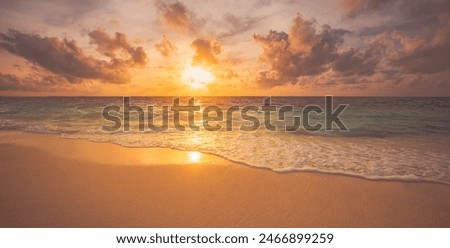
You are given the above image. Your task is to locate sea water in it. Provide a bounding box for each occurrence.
[1,97,449,183]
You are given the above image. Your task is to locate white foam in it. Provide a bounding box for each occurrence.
[2,118,449,184]
[62,129,450,184]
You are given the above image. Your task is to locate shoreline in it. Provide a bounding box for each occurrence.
[7,130,450,185]
[1,131,449,227]
[4,130,449,185]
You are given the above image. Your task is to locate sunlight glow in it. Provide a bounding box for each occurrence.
[188,151,202,163]
[182,65,214,89]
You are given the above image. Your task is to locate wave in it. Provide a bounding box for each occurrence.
[55,129,450,185]
[1,96,450,184]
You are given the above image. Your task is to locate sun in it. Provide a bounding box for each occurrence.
[182,65,214,89]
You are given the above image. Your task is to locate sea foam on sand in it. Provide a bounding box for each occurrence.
[0,131,449,227]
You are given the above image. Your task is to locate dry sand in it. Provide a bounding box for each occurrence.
[0,131,449,227]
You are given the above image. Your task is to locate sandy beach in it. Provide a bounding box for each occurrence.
[0,131,449,227]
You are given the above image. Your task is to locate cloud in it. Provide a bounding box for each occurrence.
[253,5,450,90]
[253,13,381,86]
[333,45,382,76]
[391,33,450,74]
[340,0,394,18]
[0,72,68,91]
[191,38,221,66]
[154,34,177,57]
[288,13,318,53]
[88,28,147,66]
[219,14,262,39]
[387,2,450,74]
[343,0,448,34]
[256,0,272,6]
[342,0,450,75]
[0,0,106,26]
[0,29,147,85]
[155,0,205,34]
[0,73,22,91]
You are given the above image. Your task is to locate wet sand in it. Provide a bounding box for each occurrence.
[0,131,449,227]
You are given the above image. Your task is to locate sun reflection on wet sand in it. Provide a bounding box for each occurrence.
[188,151,202,163]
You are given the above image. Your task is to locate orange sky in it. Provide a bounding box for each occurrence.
[0,0,449,96]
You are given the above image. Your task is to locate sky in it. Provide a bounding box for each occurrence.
[0,0,449,96]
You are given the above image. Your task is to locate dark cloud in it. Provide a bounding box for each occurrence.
[154,34,177,57]
[155,0,205,34]
[0,29,147,85]
[340,0,394,18]
[0,72,67,91]
[0,0,106,26]
[342,0,450,75]
[219,14,262,39]
[255,2,450,91]
[191,39,221,66]
[388,2,450,75]
[345,0,449,36]
[0,72,21,91]
[392,37,450,74]
[256,0,272,6]
[254,13,379,86]
[341,0,446,22]
[254,0,297,7]
[88,28,147,66]
[333,44,383,76]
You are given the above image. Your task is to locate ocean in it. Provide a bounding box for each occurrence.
[1,96,449,184]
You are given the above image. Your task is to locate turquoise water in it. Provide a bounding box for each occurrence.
[1,97,449,183]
